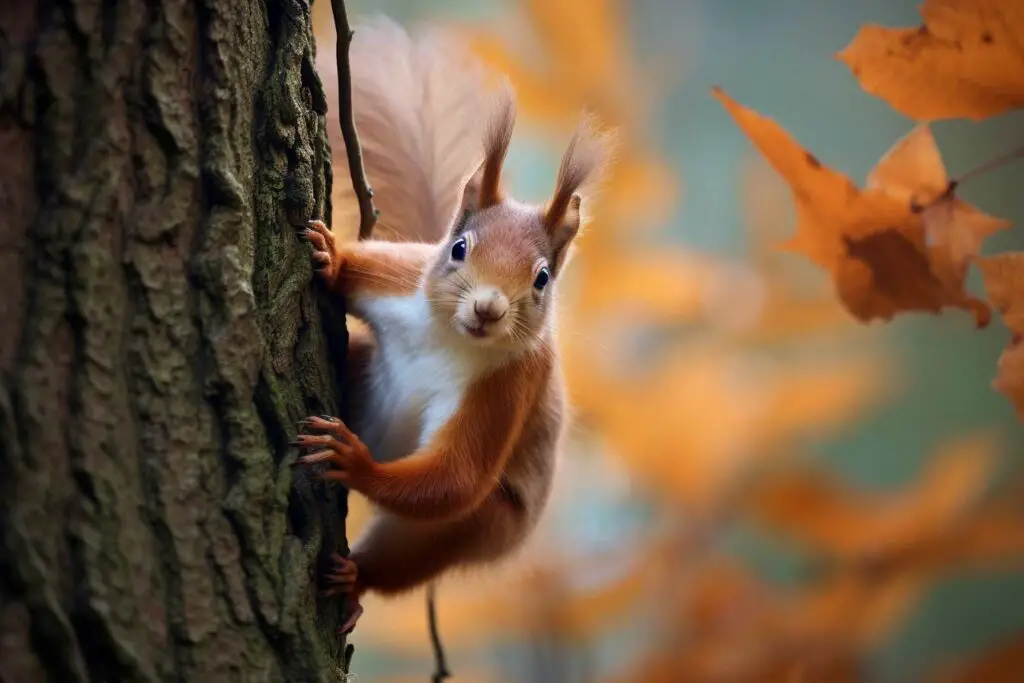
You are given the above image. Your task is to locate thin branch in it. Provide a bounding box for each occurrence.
[427,583,451,683]
[912,142,1024,214]
[330,0,378,240]
[953,142,1024,187]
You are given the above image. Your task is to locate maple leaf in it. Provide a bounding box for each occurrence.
[977,253,1024,419]
[866,125,1010,286]
[713,87,1004,326]
[838,0,1024,121]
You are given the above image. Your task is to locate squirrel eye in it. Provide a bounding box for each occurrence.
[450,237,468,262]
[533,266,550,291]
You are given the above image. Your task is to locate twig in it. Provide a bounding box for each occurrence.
[330,0,378,240]
[427,583,451,683]
[953,142,1024,187]
[912,143,1024,214]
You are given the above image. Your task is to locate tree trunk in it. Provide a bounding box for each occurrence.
[0,0,352,680]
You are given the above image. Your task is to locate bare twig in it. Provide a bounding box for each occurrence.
[330,0,378,240]
[427,583,451,683]
[953,143,1024,187]
[912,142,1024,214]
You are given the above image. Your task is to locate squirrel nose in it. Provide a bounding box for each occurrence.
[472,288,509,323]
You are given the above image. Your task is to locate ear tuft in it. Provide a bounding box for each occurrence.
[543,113,616,271]
[543,111,616,234]
[479,80,517,209]
[453,80,517,227]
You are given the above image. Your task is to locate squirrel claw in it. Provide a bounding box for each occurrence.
[318,554,363,634]
[336,602,364,635]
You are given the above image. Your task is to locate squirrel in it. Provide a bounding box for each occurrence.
[298,16,613,635]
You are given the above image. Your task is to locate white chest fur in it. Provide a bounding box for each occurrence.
[353,290,491,464]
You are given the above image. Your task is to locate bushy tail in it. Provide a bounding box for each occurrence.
[316,15,499,243]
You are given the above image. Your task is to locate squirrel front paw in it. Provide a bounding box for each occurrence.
[291,415,375,489]
[300,219,343,282]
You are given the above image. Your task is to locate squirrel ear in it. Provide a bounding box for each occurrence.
[453,83,516,228]
[543,112,613,266]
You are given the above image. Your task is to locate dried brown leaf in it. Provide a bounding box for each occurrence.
[714,88,995,326]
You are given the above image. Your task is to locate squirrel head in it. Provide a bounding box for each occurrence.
[425,85,614,352]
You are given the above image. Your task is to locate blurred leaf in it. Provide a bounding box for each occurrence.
[714,88,999,326]
[978,253,1024,334]
[520,0,627,96]
[752,432,1000,561]
[461,0,644,127]
[978,253,1024,419]
[573,248,720,323]
[838,0,1024,121]
[777,570,926,647]
[587,347,885,509]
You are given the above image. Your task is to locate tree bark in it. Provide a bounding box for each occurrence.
[0,0,352,680]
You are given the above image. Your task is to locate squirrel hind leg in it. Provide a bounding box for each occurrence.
[349,490,529,596]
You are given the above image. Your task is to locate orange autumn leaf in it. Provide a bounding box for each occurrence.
[752,432,999,561]
[713,87,994,326]
[461,0,642,128]
[589,347,885,510]
[977,253,1024,418]
[905,497,1024,571]
[519,0,628,96]
[775,570,926,647]
[865,125,1009,290]
[572,249,724,324]
[838,0,1024,121]
[649,560,912,682]
[978,253,1024,334]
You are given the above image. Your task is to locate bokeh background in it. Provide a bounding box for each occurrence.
[313,1,1024,681]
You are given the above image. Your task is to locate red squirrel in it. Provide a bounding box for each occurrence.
[297,16,613,634]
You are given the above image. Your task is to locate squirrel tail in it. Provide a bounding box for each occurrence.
[317,15,503,243]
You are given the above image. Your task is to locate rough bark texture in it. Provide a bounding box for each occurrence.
[0,0,352,680]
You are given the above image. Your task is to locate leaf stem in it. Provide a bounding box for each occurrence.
[911,142,1024,214]
[953,143,1024,187]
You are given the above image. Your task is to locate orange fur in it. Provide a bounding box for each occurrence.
[357,352,547,519]
[306,219,431,297]
[333,242,432,298]
[309,356,563,599]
